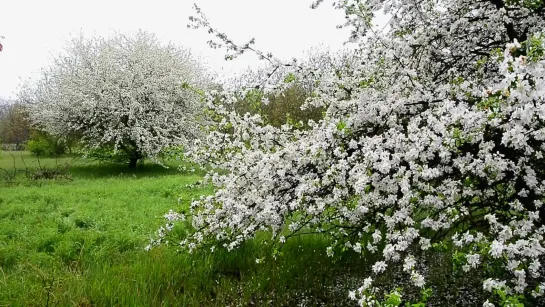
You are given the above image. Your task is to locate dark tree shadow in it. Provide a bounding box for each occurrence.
[68,160,202,179]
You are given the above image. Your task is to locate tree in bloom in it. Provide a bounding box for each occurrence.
[20,31,209,168]
[153,0,545,305]
[0,100,31,148]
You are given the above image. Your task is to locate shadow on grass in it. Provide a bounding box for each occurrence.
[0,151,204,181]
[60,233,371,306]
[68,162,192,179]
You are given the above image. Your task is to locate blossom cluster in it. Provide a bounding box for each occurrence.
[157,0,545,305]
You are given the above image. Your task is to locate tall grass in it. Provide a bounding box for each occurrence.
[0,151,499,306]
[0,152,369,306]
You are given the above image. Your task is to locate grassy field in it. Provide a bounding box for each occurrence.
[0,151,367,306]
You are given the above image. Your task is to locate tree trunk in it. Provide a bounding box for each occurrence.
[128,157,138,169]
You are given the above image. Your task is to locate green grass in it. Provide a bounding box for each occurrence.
[0,151,73,168]
[0,152,368,306]
[0,151,184,181]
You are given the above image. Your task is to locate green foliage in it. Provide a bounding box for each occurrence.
[233,84,324,129]
[83,145,135,164]
[505,0,544,10]
[337,120,347,131]
[243,88,266,114]
[0,102,31,147]
[524,33,545,62]
[26,131,67,157]
[384,289,403,306]
[283,72,297,83]
[493,288,526,307]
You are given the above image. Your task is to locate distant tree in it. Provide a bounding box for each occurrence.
[226,48,356,128]
[20,31,209,168]
[0,100,31,149]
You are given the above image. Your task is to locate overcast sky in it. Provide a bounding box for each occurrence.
[0,0,354,99]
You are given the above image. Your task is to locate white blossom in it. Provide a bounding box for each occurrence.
[20,31,209,166]
[159,0,545,305]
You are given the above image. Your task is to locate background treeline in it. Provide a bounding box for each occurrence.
[224,47,355,128]
[0,47,353,158]
[0,99,68,155]
[0,99,30,151]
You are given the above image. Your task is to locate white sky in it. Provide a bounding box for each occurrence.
[0,0,353,99]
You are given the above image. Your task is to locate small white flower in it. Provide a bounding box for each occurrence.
[466,254,481,269]
[489,240,504,258]
[326,246,334,257]
[360,277,373,291]
[483,300,495,307]
[529,259,541,277]
[353,242,362,253]
[410,271,425,288]
[419,238,431,250]
[403,255,416,272]
[372,261,387,274]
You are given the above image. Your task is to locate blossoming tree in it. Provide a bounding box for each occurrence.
[154,0,545,305]
[20,31,209,168]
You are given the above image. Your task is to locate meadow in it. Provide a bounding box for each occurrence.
[0,151,369,306]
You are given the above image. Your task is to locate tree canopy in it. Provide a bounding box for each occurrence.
[20,31,209,167]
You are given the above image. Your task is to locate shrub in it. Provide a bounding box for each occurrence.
[26,131,66,157]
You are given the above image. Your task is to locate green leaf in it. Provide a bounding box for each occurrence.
[284,73,297,83]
